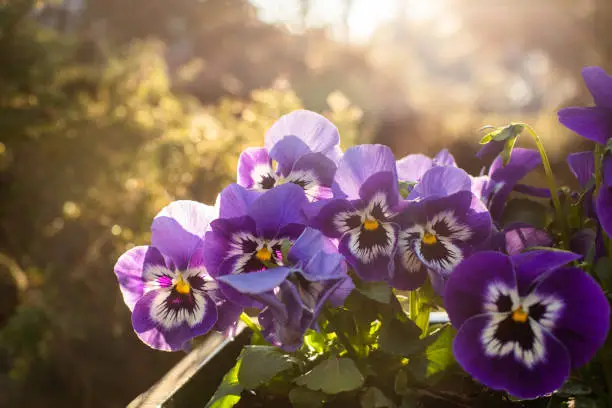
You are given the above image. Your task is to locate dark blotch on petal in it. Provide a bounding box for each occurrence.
[345,214,362,230]
[358,225,390,249]
[494,317,535,351]
[419,240,450,263]
[495,294,512,313]
[432,219,453,237]
[259,174,276,190]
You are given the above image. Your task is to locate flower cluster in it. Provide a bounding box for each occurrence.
[115,67,612,404]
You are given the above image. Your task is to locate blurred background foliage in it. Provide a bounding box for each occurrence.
[0,0,610,406]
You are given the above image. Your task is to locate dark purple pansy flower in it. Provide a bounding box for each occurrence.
[474,148,542,222]
[219,228,353,351]
[312,144,402,282]
[393,189,491,292]
[396,149,457,188]
[203,183,308,308]
[596,155,612,236]
[558,67,612,145]
[114,201,241,351]
[446,250,610,399]
[237,110,341,201]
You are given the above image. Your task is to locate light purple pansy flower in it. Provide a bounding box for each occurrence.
[202,183,308,308]
[219,228,353,351]
[446,250,610,399]
[558,66,612,145]
[393,187,491,293]
[396,148,457,191]
[312,144,402,282]
[237,110,341,201]
[114,201,241,351]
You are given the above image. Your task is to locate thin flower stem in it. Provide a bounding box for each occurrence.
[594,144,604,195]
[239,312,261,335]
[322,308,359,359]
[520,124,568,247]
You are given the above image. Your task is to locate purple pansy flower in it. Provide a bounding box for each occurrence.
[312,144,402,282]
[202,183,308,307]
[219,228,353,351]
[396,149,457,190]
[393,185,491,292]
[596,155,612,236]
[114,201,240,351]
[558,67,612,145]
[237,110,341,201]
[446,250,610,399]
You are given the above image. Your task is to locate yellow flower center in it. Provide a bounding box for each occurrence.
[512,306,529,323]
[422,232,437,245]
[363,218,380,231]
[256,246,272,262]
[174,275,191,295]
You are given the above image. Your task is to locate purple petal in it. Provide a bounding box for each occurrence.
[358,171,401,208]
[503,224,552,255]
[332,144,397,200]
[409,166,472,199]
[453,314,571,399]
[218,267,293,294]
[557,107,612,145]
[511,249,582,296]
[131,290,218,351]
[433,148,457,167]
[582,66,612,109]
[237,147,273,189]
[533,266,610,368]
[288,227,339,262]
[444,251,515,328]
[396,153,433,182]
[596,186,612,241]
[247,183,308,238]
[570,228,606,260]
[114,246,166,310]
[151,201,218,269]
[603,154,612,189]
[289,152,337,201]
[201,216,257,277]
[310,198,356,239]
[476,140,505,162]
[391,249,428,291]
[218,184,261,219]
[567,151,595,188]
[212,300,243,337]
[327,277,355,307]
[339,228,397,282]
[270,136,315,176]
[259,282,308,351]
[265,110,341,165]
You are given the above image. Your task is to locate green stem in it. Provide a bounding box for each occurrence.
[322,308,359,359]
[521,124,568,247]
[239,312,261,335]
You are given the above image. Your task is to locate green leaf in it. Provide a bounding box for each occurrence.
[360,387,396,408]
[394,369,409,395]
[400,394,420,408]
[423,326,456,379]
[379,317,423,357]
[479,123,523,145]
[556,380,592,397]
[501,135,518,165]
[595,257,612,292]
[206,358,243,408]
[295,357,364,394]
[304,329,328,354]
[289,387,326,408]
[238,346,296,389]
[358,281,392,304]
[573,396,599,408]
[502,198,551,229]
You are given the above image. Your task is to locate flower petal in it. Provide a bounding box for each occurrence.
[151,200,218,269]
[476,140,505,162]
[557,107,612,145]
[237,147,274,189]
[247,183,308,238]
[453,314,571,400]
[288,227,339,262]
[339,225,397,282]
[444,251,516,328]
[567,151,595,188]
[114,246,166,310]
[433,148,457,167]
[218,267,293,294]
[327,277,355,307]
[391,247,428,290]
[218,184,262,219]
[597,160,612,236]
[532,266,610,368]
[259,282,308,351]
[287,152,337,201]
[396,153,433,183]
[409,166,472,199]
[511,249,582,296]
[212,299,243,337]
[131,290,218,351]
[332,144,397,200]
[582,66,612,109]
[503,223,552,255]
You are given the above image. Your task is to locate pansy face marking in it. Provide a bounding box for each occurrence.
[227,231,287,274]
[251,167,325,202]
[333,192,397,264]
[481,281,564,369]
[145,265,218,330]
[401,210,472,273]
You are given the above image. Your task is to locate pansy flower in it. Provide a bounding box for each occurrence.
[392,166,491,292]
[446,250,610,399]
[202,183,308,307]
[396,148,457,192]
[114,201,240,351]
[596,155,612,236]
[312,144,402,282]
[558,66,612,145]
[219,228,353,351]
[237,110,341,201]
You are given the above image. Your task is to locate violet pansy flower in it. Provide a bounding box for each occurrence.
[219,228,353,351]
[393,168,491,292]
[113,201,240,351]
[396,148,457,192]
[312,144,402,282]
[558,67,612,145]
[203,183,308,307]
[446,250,610,399]
[237,110,341,201]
